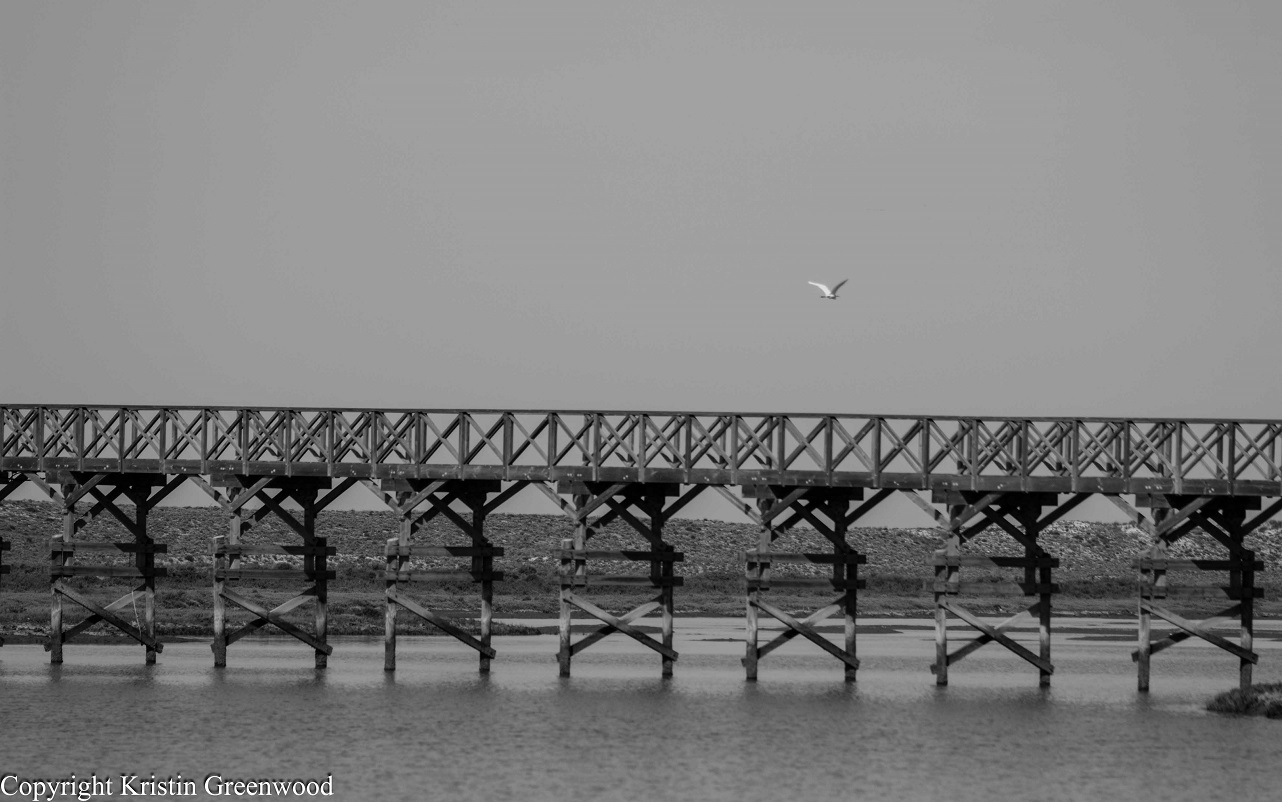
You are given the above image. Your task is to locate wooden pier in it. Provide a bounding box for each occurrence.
[0,407,1278,689]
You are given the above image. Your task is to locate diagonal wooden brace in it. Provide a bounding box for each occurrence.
[1132,604,1241,661]
[937,602,1041,668]
[224,590,318,645]
[937,599,1052,675]
[755,599,847,661]
[220,587,332,655]
[388,589,496,659]
[569,599,662,656]
[1140,602,1257,664]
[563,592,678,661]
[752,598,858,669]
[56,589,146,644]
[48,586,163,653]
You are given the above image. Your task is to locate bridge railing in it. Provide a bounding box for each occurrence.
[2,406,1280,493]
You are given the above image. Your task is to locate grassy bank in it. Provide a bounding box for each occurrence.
[1207,683,1282,718]
[2,499,1280,640]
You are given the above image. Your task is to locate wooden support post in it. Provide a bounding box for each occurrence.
[212,502,246,668]
[558,490,589,677]
[301,489,326,669]
[541,481,689,677]
[558,534,577,678]
[744,496,773,681]
[0,535,8,648]
[50,483,74,664]
[384,535,398,672]
[200,475,343,668]
[1136,535,1165,693]
[1128,495,1264,691]
[735,486,870,681]
[1240,547,1255,690]
[1222,504,1253,690]
[375,480,504,673]
[473,497,492,675]
[840,515,859,682]
[384,491,411,671]
[1024,505,1052,688]
[212,533,227,668]
[43,473,176,664]
[121,486,159,665]
[924,491,1066,686]
[933,524,960,686]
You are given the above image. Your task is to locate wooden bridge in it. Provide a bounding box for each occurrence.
[1,406,1276,689]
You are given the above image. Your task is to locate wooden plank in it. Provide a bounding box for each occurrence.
[933,555,1058,568]
[938,599,1053,674]
[556,480,680,497]
[215,543,336,557]
[941,605,1040,668]
[384,570,504,582]
[379,478,501,494]
[52,585,163,651]
[50,541,168,553]
[569,599,663,656]
[215,568,336,580]
[562,592,679,660]
[755,600,846,660]
[1132,558,1264,571]
[51,565,168,579]
[219,587,332,654]
[560,550,684,562]
[1139,583,1263,599]
[933,581,1058,595]
[384,545,504,558]
[57,590,144,643]
[747,577,864,590]
[45,471,170,488]
[211,473,332,489]
[932,490,1058,506]
[751,598,858,669]
[739,484,864,500]
[559,575,682,587]
[746,551,867,565]
[1141,602,1257,663]
[390,591,496,658]
[224,592,318,645]
[1134,630,1193,661]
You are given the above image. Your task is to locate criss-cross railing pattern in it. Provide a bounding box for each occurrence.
[2,407,1280,494]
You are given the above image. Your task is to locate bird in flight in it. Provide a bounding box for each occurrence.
[808,280,848,299]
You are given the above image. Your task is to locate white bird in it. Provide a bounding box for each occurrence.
[808,279,848,299]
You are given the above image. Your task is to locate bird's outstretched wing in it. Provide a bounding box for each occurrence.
[830,279,848,295]
[808,281,831,295]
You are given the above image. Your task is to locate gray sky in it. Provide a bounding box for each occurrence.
[3,1,1280,419]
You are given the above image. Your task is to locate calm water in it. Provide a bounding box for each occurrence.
[1,618,1280,802]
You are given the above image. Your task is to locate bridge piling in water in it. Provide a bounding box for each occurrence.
[199,475,344,668]
[921,491,1081,686]
[1124,493,1275,691]
[372,478,506,673]
[734,485,873,681]
[542,481,692,677]
[42,471,180,664]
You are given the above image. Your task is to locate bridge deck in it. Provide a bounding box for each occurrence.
[3,406,1280,496]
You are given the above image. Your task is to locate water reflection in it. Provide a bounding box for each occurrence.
[0,622,1278,801]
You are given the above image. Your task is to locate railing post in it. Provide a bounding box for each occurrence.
[871,418,882,486]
